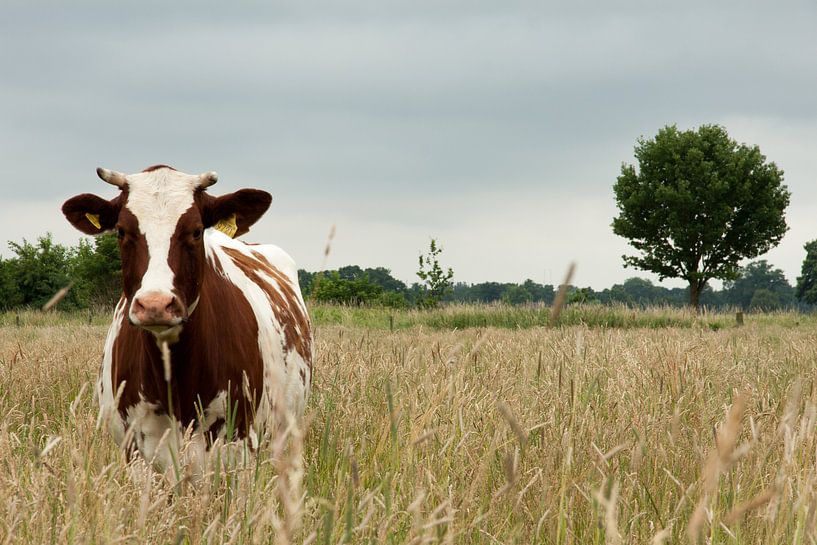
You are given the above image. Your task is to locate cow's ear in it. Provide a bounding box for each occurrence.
[201,189,272,238]
[62,193,120,235]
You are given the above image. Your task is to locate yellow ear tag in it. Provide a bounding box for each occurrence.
[85,213,101,230]
[213,214,238,238]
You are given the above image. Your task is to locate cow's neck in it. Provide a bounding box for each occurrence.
[132,262,242,422]
[132,327,194,422]
[131,280,213,420]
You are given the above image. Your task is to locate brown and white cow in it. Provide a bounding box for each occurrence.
[62,165,312,474]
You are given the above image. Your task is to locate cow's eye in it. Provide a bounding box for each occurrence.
[117,227,126,239]
[192,228,203,240]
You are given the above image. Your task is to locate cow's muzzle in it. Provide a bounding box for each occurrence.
[130,291,186,328]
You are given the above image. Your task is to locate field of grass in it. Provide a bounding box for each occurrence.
[310,302,738,331]
[4,303,816,331]
[2,305,817,543]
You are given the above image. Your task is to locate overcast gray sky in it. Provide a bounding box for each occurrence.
[1,1,815,289]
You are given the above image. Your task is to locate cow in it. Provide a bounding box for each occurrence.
[61,165,312,476]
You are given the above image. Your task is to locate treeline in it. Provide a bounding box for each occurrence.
[299,267,559,308]
[0,234,809,312]
[299,260,801,311]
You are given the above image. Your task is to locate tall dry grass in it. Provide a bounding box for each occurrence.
[2,314,817,543]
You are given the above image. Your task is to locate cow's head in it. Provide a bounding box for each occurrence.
[62,165,272,341]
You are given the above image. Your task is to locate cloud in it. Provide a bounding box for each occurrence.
[1,1,814,288]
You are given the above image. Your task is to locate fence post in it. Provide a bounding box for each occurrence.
[389,315,394,333]
[736,311,744,326]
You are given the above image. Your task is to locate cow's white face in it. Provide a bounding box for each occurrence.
[62,165,273,341]
[123,168,202,334]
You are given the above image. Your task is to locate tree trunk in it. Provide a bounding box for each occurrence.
[689,280,704,312]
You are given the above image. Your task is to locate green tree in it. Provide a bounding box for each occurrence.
[501,285,532,305]
[298,269,315,297]
[749,288,783,311]
[416,238,454,308]
[71,233,122,308]
[0,258,23,310]
[723,260,793,310]
[796,240,817,304]
[621,278,657,305]
[604,277,659,306]
[521,279,555,304]
[612,124,790,310]
[5,234,77,309]
[337,265,364,281]
[603,284,634,306]
[469,282,505,303]
[311,271,383,305]
[363,267,408,293]
[302,266,407,302]
[568,287,598,304]
[378,291,408,309]
[449,282,476,303]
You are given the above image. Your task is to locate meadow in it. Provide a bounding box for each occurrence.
[2,305,817,544]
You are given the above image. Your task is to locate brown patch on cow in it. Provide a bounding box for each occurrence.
[165,207,207,310]
[222,247,312,365]
[116,207,149,300]
[209,251,225,276]
[142,164,176,172]
[247,251,277,273]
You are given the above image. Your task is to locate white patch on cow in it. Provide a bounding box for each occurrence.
[202,390,228,434]
[98,296,127,445]
[124,167,200,324]
[123,390,236,479]
[126,399,178,472]
[204,230,312,433]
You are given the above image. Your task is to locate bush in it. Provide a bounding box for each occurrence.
[501,285,532,305]
[3,235,78,309]
[71,234,122,309]
[378,291,408,309]
[311,272,383,305]
[749,288,783,311]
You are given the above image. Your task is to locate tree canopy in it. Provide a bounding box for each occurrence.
[612,124,790,309]
[416,238,454,308]
[3,236,77,309]
[796,240,817,305]
[722,260,793,310]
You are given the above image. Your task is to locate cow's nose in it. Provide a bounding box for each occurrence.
[132,292,183,326]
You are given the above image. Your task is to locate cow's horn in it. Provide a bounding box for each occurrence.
[96,167,127,189]
[198,171,218,189]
